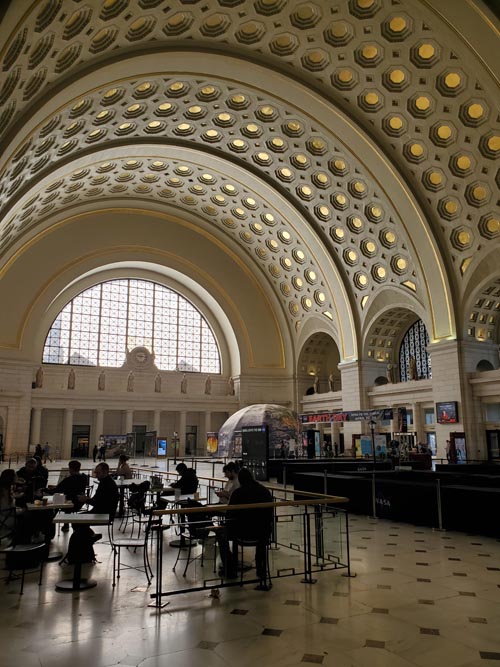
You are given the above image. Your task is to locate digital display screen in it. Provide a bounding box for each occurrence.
[157,438,167,456]
[436,401,458,424]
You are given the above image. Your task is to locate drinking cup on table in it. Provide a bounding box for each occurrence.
[174,488,181,500]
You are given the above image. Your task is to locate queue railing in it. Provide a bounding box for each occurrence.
[148,491,351,607]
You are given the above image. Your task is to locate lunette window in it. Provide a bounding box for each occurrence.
[42,279,221,373]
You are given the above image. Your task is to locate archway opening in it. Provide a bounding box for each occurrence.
[297,332,341,397]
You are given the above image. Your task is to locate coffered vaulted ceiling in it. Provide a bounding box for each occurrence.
[0,0,499,361]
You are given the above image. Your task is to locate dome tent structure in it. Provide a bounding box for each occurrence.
[218,404,300,458]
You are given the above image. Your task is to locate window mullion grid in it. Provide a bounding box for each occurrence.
[198,317,203,373]
[126,279,130,352]
[176,293,180,370]
[68,299,74,365]
[152,283,156,356]
[97,283,103,366]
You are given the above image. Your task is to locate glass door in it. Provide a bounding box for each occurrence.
[486,430,500,460]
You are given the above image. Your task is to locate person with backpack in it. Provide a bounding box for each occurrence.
[64,463,119,565]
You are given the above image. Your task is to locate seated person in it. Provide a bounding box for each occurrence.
[0,469,20,540]
[115,454,133,479]
[47,460,88,531]
[157,463,199,529]
[218,468,273,588]
[74,462,119,544]
[215,462,240,503]
[160,463,198,499]
[16,458,46,504]
[33,456,49,484]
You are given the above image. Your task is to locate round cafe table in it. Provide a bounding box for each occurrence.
[52,513,110,591]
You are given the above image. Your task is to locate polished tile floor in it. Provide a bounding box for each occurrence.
[1,460,500,666]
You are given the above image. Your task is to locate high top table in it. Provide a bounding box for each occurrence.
[53,513,110,591]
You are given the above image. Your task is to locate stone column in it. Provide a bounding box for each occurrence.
[30,407,42,446]
[412,402,423,444]
[62,408,74,459]
[178,410,187,457]
[204,411,212,456]
[338,360,365,455]
[124,409,133,435]
[94,409,104,446]
[331,420,341,453]
[153,410,161,436]
[428,340,467,460]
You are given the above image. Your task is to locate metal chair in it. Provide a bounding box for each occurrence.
[111,509,155,586]
[1,542,48,594]
[172,501,218,577]
[234,535,272,590]
[0,507,16,545]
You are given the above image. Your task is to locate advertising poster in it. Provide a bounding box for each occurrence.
[360,436,373,457]
[99,434,130,458]
[207,432,218,456]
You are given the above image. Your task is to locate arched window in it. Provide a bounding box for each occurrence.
[399,319,431,381]
[42,279,221,373]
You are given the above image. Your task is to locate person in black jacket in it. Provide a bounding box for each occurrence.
[16,458,45,504]
[78,462,118,517]
[48,460,88,532]
[171,463,198,494]
[158,462,199,511]
[219,468,273,589]
[75,462,119,543]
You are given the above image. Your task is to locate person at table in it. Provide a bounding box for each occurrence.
[163,462,198,495]
[16,458,45,504]
[215,462,240,503]
[157,462,198,509]
[0,469,35,544]
[34,455,49,484]
[0,469,20,540]
[115,454,133,479]
[75,462,119,543]
[78,462,118,517]
[48,460,88,532]
[63,462,118,564]
[218,467,273,588]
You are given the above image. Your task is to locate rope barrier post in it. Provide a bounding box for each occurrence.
[314,504,324,564]
[283,465,287,498]
[300,506,316,584]
[436,478,445,531]
[148,518,169,608]
[342,511,356,578]
[371,472,377,519]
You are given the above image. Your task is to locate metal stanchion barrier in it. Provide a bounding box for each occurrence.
[371,472,377,519]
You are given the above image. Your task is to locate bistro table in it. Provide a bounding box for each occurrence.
[114,478,136,518]
[26,496,74,512]
[162,493,198,548]
[26,496,74,561]
[53,513,110,591]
